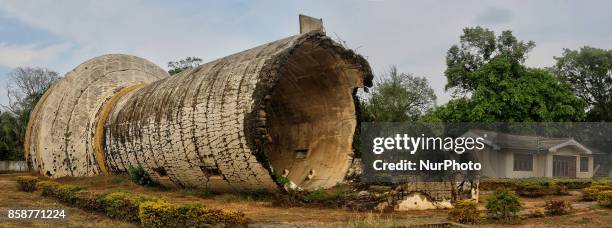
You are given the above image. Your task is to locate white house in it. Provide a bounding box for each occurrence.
[464,130,595,179]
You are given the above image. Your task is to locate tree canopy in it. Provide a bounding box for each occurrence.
[553,46,612,121]
[361,66,436,122]
[429,27,585,122]
[0,67,59,160]
[445,27,535,95]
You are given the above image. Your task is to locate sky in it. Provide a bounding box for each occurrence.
[0,0,611,106]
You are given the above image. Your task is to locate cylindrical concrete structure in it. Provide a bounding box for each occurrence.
[26,32,373,192]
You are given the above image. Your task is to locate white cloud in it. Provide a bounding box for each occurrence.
[0,0,261,72]
[0,0,611,107]
[0,42,70,68]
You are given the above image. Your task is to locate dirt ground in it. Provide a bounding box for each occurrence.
[0,173,611,227]
[0,174,135,228]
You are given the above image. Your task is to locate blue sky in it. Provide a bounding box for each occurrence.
[0,0,611,106]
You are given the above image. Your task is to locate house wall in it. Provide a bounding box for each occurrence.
[474,147,505,178]
[503,150,537,178]
[553,147,593,178]
[534,153,547,176]
[476,146,593,179]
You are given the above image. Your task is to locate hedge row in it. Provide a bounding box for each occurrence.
[480,178,594,192]
[16,176,248,227]
[582,181,612,208]
[15,176,39,192]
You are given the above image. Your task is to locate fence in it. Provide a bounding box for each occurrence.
[0,161,29,172]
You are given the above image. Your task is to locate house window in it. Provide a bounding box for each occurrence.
[513,153,533,171]
[580,156,588,172]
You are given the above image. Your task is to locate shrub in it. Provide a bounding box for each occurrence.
[15,176,39,192]
[139,201,248,227]
[276,176,290,186]
[448,200,480,224]
[596,190,612,208]
[178,189,213,199]
[479,180,517,191]
[301,187,350,205]
[99,191,163,222]
[515,180,567,197]
[73,190,105,211]
[23,179,250,226]
[592,181,612,187]
[583,185,612,201]
[556,180,591,189]
[51,185,87,204]
[485,190,522,220]
[303,189,326,203]
[544,199,572,216]
[37,181,60,195]
[127,166,159,187]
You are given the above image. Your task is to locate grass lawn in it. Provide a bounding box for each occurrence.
[1,173,611,227]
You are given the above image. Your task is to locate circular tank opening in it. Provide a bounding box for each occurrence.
[266,40,361,190]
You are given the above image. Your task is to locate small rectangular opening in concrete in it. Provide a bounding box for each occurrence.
[199,165,222,179]
[294,149,309,159]
[152,167,168,177]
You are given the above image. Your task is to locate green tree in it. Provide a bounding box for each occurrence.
[445,27,535,95]
[167,57,203,75]
[0,112,23,160]
[553,47,612,121]
[0,67,58,160]
[361,66,437,122]
[430,27,585,122]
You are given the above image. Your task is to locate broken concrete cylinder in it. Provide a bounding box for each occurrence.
[25,32,373,192]
[24,54,169,177]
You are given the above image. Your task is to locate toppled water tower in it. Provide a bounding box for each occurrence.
[24,15,373,192]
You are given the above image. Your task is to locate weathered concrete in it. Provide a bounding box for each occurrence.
[25,54,169,177]
[299,14,324,34]
[26,32,373,193]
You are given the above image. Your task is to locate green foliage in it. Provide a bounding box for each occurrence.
[139,201,248,227]
[15,176,39,192]
[21,179,248,225]
[275,176,290,186]
[178,189,213,198]
[303,189,326,203]
[361,66,437,122]
[448,200,481,224]
[515,180,567,197]
[301,186,350,205]
[37,181,87,205]
[36,180,60,193]
[430,27,585,122]
[237,190,274,202]
[1,67,59,161]
[99,191,163,222]
[485,190,522,220]
[480,178,592,191]
[0,112,27,160]
[431,57,586,122]
[127,166,159,187]
[553,46,612,121]
[544,199,572,216]
[445,27,535,94]
[597,190,612,208]
[583,181,612,201]
[73,190,105,211]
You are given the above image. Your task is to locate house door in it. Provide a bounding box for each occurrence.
[553,155,576,178]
